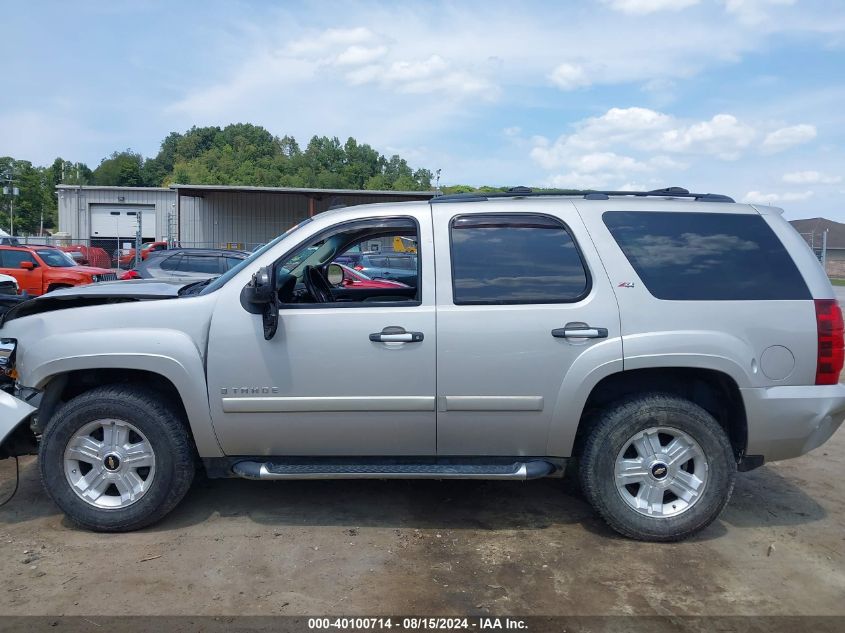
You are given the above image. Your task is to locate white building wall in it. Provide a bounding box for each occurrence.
[57,186,176,242]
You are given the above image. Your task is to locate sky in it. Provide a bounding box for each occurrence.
[1,0,844,220]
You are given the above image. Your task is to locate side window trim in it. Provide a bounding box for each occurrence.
[448,212,592,306]
[273,215,424,310]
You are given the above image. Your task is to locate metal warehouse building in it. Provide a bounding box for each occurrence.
[57,184,436,250]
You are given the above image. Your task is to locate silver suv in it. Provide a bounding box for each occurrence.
[1,187,843,541]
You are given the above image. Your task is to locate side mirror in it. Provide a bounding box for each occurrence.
[327,263,344,286]
[19,261,35,271]
[240,266,274,313]
[240,266,279,341]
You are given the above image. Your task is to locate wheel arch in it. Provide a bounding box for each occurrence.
[566,367,748,463]
[30,352,222,458]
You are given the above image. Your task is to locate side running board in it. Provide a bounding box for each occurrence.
[232,460,556,481]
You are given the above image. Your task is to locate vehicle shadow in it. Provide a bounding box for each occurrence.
[0,458,828,539]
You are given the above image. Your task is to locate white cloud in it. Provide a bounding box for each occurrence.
[724,0,795,25]
[285,27,375,56]
[549,63,591,90]
[530,106,821,192]
[531,107,757,170]
[658,114,756,159]
[334,45,387,66]
[783,170,842,185]
[762,124,817,153]
[602,0,700,15]
[742,190,814,204]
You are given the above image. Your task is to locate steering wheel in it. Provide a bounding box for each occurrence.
[303,265,335,303]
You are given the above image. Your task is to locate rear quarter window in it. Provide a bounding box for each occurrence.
[603,211,810,300]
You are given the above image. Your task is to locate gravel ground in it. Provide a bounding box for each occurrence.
[0,427,843,618]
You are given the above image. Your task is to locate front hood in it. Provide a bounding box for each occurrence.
[67,265,113,275]
[1,279,190,325]
[45,279,185,298]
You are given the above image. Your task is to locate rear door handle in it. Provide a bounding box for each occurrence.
[369,326,424,343]
[551,326,608,339]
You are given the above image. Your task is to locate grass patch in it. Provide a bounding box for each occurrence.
[830,279,845,286]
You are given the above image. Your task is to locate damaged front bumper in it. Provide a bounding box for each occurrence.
[0,389,37,459]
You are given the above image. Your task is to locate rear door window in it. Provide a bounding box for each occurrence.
[158,254,182,271]
[603,211,810,300]
[449,213,590,305]
[180,255,223,274]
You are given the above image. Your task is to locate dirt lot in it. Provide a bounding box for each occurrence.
[0,428,843,618]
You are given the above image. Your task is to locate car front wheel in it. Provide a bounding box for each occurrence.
[580,393,736,542]
[39,385,195,532]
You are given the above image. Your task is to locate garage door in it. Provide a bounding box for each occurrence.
[90,206,156,240]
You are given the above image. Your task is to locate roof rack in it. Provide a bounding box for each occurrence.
[431,186,735,204]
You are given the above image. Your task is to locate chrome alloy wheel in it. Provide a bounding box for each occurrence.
[614,426,708,518]
[63,419,156,509]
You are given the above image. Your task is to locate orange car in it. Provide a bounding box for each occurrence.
[115,241,168,267]
[0,246,116,296]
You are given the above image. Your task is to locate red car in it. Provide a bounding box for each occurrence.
[115,241,169,267]
[335,263,409,288]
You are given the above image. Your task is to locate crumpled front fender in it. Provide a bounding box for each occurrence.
[0,390,36,457]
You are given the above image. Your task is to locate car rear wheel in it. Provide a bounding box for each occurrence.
[39,385,195,532]
[579,393,736,541]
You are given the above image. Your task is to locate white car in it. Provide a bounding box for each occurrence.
[0,273,18,296]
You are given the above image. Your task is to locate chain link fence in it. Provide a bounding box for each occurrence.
[799,230,835,276]
[9,235,265,274]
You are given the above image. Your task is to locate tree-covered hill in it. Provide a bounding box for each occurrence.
[1,123,435,234]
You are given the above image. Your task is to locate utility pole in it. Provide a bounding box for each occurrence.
[821,229,829,271]
[1,169,19,236]
[134,211,143,269]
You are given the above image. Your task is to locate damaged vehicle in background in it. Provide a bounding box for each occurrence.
[0,273,19,296]
[0,246,117,296]
[120,248,250,281]
[1,187,844,543]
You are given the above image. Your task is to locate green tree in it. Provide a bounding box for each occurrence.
[0,157,55,234]
[92,150,145,186]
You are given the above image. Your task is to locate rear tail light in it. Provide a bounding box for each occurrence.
[815,299,844,385]
[354,265,364,271]
[120,269,140,280]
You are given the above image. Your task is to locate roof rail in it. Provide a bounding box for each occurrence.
[431,186,735,204]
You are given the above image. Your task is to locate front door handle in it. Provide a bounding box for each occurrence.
[369,326,424,343]
[551,326,608,339]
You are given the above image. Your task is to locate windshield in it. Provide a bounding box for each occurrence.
[36,249,77,267]
[199,218,312,295]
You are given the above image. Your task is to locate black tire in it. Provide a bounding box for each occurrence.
[39,385,195,532]
[580,393,736,542]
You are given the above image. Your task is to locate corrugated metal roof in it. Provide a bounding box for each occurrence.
[169,183,436,198]
[56,185,172,192]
